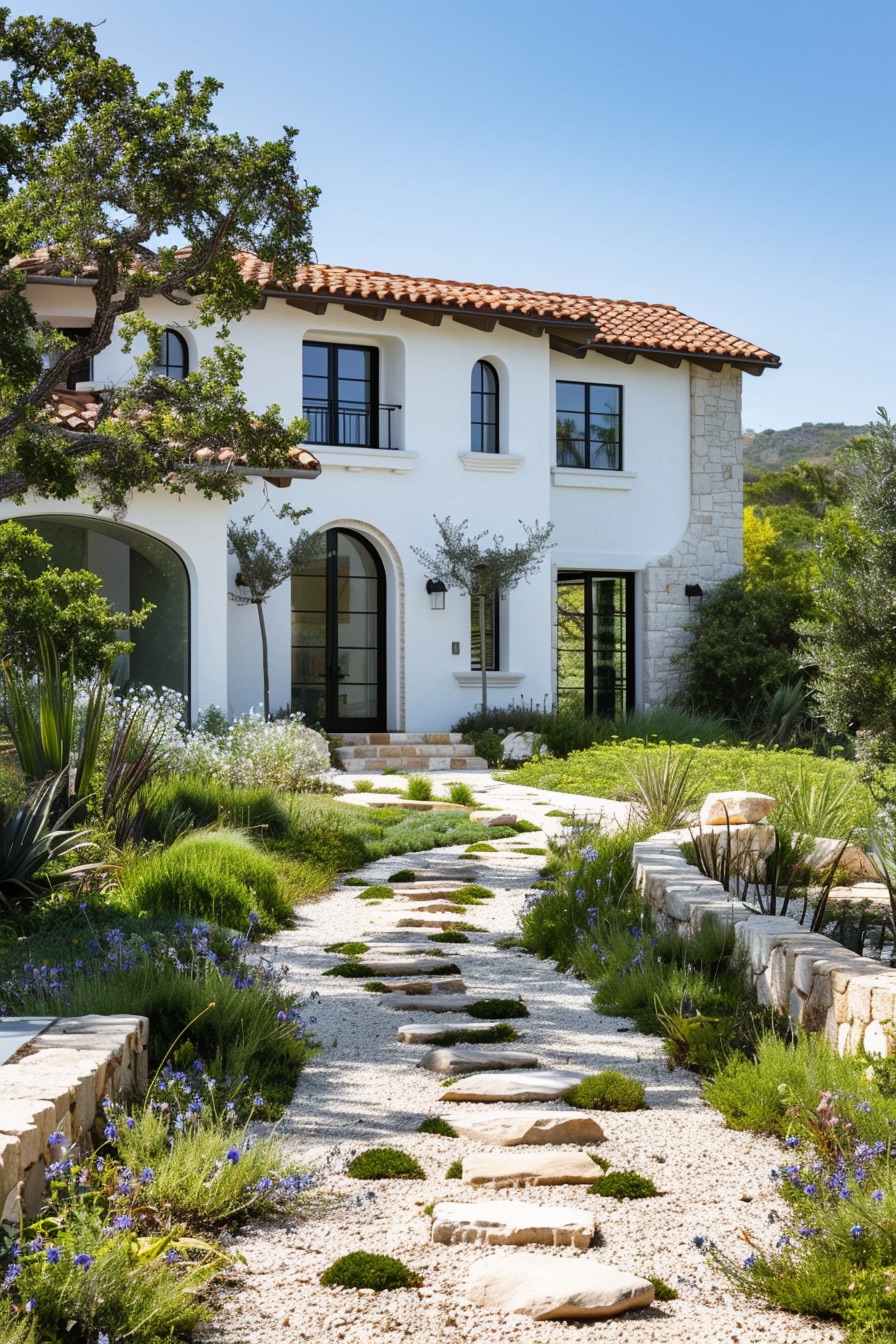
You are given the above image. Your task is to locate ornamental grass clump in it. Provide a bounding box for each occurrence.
[417,1117,457,1137]
[592,1170,660,1199]
[320,1252,422,1291]
[566,1071,646,1111]
[465,998,529,1019]
[345,1148,425,1181]
[445,1160,463,1179]
[141,776,291,843]
[405,776,433,801]
[357,884,394,901]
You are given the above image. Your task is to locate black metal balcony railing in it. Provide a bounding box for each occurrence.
[303,398,402,450]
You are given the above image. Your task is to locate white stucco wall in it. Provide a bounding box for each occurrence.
[10,281,746,728]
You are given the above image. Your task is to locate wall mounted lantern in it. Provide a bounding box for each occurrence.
[426,578,447,610]
[684,583,704,605]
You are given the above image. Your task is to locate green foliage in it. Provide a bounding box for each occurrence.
[508,741,874,829]
[445,1160,463,1179]
[324,941,369,957]
[416,1116,457,1137]
[592,1170,660,1198]
[428,930,470,944]
[624,746,699,831]
[345,1148,425,1180]
[648,1277,679,1301]
[514,845,547,855]
[447,782,476,806]
[0,775,94,921]
[0,523,148,674]
[363,981,390,993]
[324,960,459,979]
[458,701,737,760]
[405,775,433,801]
[465,998,529,1019]
[142,776,291,843]
[388,868,417,882]
[468,728,505,767]
[426,1023,520,1045]
[120,830,292,933]
[320,1252,422,1291]
[465,842,497,853]
[566,1071,646,1111]
[0,12,318,509]
[343,876,369,886]
[451,884,494,902]
[742,424,864,476]
[512,818,541,833]
[352,779,375,792]
[357,884,394,901]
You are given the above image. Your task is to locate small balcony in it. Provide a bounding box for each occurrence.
[303,398,402,451]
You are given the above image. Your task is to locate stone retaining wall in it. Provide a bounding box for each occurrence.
[0,1013,148,1220]
[633,832,896,1058]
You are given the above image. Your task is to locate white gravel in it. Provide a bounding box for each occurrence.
[202,784,843,1344]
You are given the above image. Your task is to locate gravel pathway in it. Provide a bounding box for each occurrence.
[203,786,842,1344]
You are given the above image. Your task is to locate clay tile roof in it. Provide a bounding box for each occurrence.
[42,388,321,476]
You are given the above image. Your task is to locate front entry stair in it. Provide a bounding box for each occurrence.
[332,732,488,772]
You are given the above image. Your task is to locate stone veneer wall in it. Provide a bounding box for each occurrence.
[0,1013,148,1220]
[641,364,744,705]
[633,833,896,1058]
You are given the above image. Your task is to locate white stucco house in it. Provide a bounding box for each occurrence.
[7,259,780,734]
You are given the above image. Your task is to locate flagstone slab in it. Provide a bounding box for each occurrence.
[358,959,461,977]
[407,901,468,914]
[464,1253,654,1319]
[448,1110,606,1146]
[442,1070,582,1102]
[431,1199,594,1248]
[419,1045,538,1074]
[394,917,473,930]
[396,1021,507,1044]
[461,1150,601,1187]
[381,978,466,996]
[383,994,480,1013]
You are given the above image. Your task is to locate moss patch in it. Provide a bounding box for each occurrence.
[324,941,369,957]
[320,1251,422,1290]
[345,1148,425,1181]
[357,884,394,900]
[466,998,529,1020]
[464,842,497,854]
[388,869,417,882]
[428,931,470,944]
[428,1022,520,1046]
[363,981,391,993]
[445,1160,463,1179]
[591,1170,660,1200]
[417,1117,457,1137]
[648,1276,678,1301]
[566,1071,646,1111]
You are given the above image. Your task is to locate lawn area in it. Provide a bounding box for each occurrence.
[503,739,876,829]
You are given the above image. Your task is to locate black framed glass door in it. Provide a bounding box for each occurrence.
[556,571,634,718]
[291,529,386,731]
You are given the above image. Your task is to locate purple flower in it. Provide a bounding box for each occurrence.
[126,1117,136,1130]
[140,1167,154,1185]
[226,1147,241,1164]
[872,1189,884,1202]
[25,1299,36,1312]
[112,1214,132,1231]
[850,1225,863,1239]
[104,1122,119,1142]
[253,1095,264,1108]
[785,1136,800,1148]
[743,1254,758,1269]
[164,1249,180,1264]
[47,1131,66,1148]
[73,1253,93,1269]
[45,1247,61,1264]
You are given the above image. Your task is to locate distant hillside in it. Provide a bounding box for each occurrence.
[743,422,866,477]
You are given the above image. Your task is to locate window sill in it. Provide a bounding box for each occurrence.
[551,467,637,491]
[453,671,526,688]
[457,452,525,473]
[313,445,417,474]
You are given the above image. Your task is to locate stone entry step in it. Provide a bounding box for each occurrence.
[332,732,487,772]
[431,1199,595,1248]
[461,1150,602,1187]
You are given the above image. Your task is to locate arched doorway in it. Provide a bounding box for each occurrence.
[26,517,190,703]
[291,528,386,731]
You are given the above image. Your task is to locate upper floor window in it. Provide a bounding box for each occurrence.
[43,327,92,389]
[471,591,500,671]
[556,381,622,470]
[303,342,380,448]
[156,330,188,380]
[471,360,498,453]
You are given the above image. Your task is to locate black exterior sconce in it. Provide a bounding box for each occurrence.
[426,578,447,610]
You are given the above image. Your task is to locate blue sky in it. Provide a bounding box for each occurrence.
[10,0,896,430]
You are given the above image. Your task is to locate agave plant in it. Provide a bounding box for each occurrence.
[624,747,699,832]
[0,775,96,917]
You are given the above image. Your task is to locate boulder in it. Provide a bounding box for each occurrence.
[464,1253,655,1319]
[432,1199,593,1248]
[488,813,518,828]
[807,837,878,879]
[461,1150,601,1186]
[418,1046,539,1074]
[699,791,776,826]
[396,1021,500,1044]
[501,731,538,762]
[448,1110,606,1146]
[442,1070,581,1102]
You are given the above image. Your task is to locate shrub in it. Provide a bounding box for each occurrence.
[345,1148,425,1180]
[405,776,433,801]
[388,868,416,882]
[363,982,390,993]
[468,729,504,768]
[566,1072,646,1111]
[448,782,476,806]
[357,884,394,901]
[591,1170,659,1198]
[428,930,470,944]
[445,1160,463,1179]
[120,830,292,933]
[428,1023,519,1045]
[465,998,529,1019]
[141,776,291,843]
[177,711,331,790]
[324,941,369,957]
[343,876,368,886]
[352,779,374,792]
[465,842,496,853]
[320,1252,422,1291]
[417,1117,457,1137]
[450,884,494,905]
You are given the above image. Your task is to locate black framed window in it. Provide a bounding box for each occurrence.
[303,342,379,448]
[471,360,499,453]
[556,382,622,470]
[157,330,188,380]
[556,571,634,717]
[44,327,92,389]
[471,592,500,672]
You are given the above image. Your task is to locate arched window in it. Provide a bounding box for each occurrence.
[157,330,189,379]
[471,360,498,453]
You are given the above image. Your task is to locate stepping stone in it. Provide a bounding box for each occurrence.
[359,945,437,958]
[381,978,467,995]
[396,1021,505,1044]
[461,1150,601,1187]
[383,993,480,1013]
[419,1046,538,1075]
[431,1199,594,1248]
[407,901,468,914]
[448,1111,606,1146]
[395,917,472,930]
[358,959,461,977]
[465,1254,654,1320]
[397,886,467,898]
[442,1070,582,1102]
